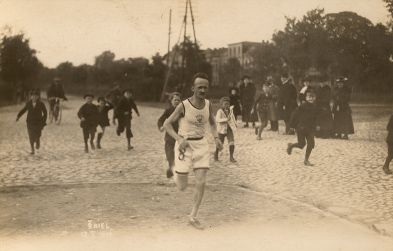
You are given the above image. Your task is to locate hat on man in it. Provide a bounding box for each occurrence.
[84,94,94,99]
[335,76,348,83]
[123,89,132,94]
[220,96,230,105]
[241,75,251,81]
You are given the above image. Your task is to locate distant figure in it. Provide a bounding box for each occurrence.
[287,89,320,166]
[239,75,256,128]
[96,97,114,149]
[47,77,68,117]
[251,82,271,140]
[116,89,140,150]
[215,96,237,163]
[229,87,241,121]
[277,73,298,135]
[16,89,47,155]
[105,82,122,125]
[383,115,393,174]
[332,76,354,140]
[316,75,333,139]
[77,94,98,153]
[266,76,279,131]
[16,82,25,105]
[298,76,312,104]
[157,92,182,178]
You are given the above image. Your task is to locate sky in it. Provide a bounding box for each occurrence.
[0,0,390,68]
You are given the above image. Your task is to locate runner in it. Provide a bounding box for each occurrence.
[163,72,223,230]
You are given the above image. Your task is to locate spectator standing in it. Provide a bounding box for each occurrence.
[316,75,334,139]
[277,73,298,135]
[332,76,354,140]
[266,76,279,131]
[239,75,256,128]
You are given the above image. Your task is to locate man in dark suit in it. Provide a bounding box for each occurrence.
[277,73,298,135]
[239,75,256,128]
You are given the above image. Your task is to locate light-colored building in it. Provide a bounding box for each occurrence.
[227,41,261,69]
[202,48,228,86]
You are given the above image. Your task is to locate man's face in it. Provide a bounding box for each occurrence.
[338,82,344,88]
[304,81,310,87]
[306,93,316,103]
[54,80,60,85]
[192,78,209,99]
[262,85,269,93]
[244,78,250,84]
[124,92,132,98]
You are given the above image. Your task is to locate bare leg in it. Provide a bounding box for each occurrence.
[190,169,207,218]
[174,171,188,191]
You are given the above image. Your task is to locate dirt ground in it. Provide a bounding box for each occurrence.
[1,182,393,251]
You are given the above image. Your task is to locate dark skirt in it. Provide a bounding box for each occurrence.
[333,111,354,135]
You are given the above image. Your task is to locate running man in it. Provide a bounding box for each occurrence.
[163,72,223,230]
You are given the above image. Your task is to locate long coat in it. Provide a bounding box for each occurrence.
[316,85,333,133]
[267,84,279,121]
[277,82,298,121]
[240,82,257,123]
[77,103,98,130]
[332,86,354,135]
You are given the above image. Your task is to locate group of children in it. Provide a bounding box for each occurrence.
[77,89,139,153]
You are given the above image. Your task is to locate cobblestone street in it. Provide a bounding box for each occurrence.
[1,97,392,237]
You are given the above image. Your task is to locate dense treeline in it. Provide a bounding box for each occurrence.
[1,8,393,102]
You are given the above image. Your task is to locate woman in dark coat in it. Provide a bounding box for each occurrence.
[316,76,334,139]
[332,77,354,139]
[277,75,298,135]
[229,87,241,121]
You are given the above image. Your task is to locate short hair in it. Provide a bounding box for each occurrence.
[192,73,209,84]
[169,92,182,101]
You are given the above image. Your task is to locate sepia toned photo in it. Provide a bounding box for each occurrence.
[1,0,393,250]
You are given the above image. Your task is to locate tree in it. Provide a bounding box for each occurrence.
[251,41,282,83]
[0,33,42,100]
[219,57,242,86]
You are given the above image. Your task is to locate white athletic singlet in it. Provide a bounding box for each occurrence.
[178,98,210,139]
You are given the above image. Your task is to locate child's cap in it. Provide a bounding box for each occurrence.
[220,96,230,105]
[84,94,94,99]
[97,96,106,103]
[305,88,316,96]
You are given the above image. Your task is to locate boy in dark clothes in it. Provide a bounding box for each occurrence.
[77,94,98,153]
[117,89,140,150]
[157,92,182,178]
[251,83,271,140]
[382,115,393,174]
[16,90,47,155]
[286,89,320,166]
[96,97,114,149]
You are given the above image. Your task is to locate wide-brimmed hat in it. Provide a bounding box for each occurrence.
[84,94,94,99]
[335,76,348,83]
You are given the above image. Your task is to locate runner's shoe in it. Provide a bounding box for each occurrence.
[189,217,204,230]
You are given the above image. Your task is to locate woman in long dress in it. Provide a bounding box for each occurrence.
[332,76,354,140]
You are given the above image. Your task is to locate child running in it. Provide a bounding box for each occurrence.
[16,89,47,155]
[157,92,182,178]
[77,94,98,153]
[286,89,320,166]
[96,97,114,149]
[215,96,237,163]
[251,82,271,140]
[382,115,393,174]
[116,89,140,150]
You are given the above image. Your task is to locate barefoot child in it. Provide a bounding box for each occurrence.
[116,89,140,150]
[16,90,47,155]
[215,96,237,163]
[96,97,113,149]
[251,82,271,140]
[157,92,182,178]
[77,94,98,153]
[286,89,320,166]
